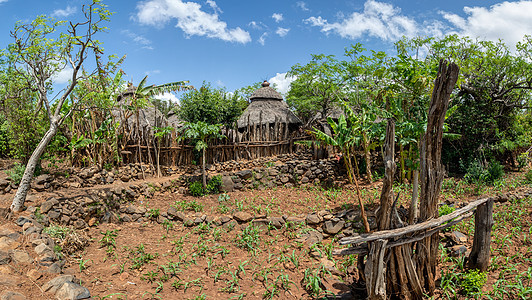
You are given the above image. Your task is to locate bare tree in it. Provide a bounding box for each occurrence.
[3,0,113,212]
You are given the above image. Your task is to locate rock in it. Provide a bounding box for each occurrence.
[42,275,76,293]
[323,220,345,235]
[219,215,232,224]
[0,250,11,265]
[27,269,42,281]
[450,244,468,257]
[73,220,87,230]
[0,237,20,251]
[320,257,342,276]
[233,211,253,223]
[46,262,62,274]
[252,219,270,228]
[35,243,52,255]
[10,250,33,264]
[167,206,178,219]
[306,213,322,225]
[0,291,27,300]
[449,231,468,244]
[40,199,59,214]
[237,170,253,180]
[55,281,91,300]
[47,211,60,220]
[88,218,97,227]
[0,179,9,189]
[0,228,20,241]
[34,174,53,185]
[285,216,304,225]
[220,176,234,193]
[296,231,323,246]
[268,217,285,229]
[15,217,33,227]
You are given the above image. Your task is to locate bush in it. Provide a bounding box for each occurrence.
[438,204,456,217]
[188,175,223,197]
[460,269,487,296]
[206,175,222,194]
[464,160,504,184]
[5,162,26,185]
[189,181,205,197]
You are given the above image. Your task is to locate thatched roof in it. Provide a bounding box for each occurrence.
[249,81,283,101]
[167,110,184,128]
[237,81,302,129]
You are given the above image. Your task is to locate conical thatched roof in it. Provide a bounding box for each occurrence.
[237,81,302,129]
[167,110,184,128]
[249,81,283,101]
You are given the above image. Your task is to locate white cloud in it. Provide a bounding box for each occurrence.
[258,32,268,46]
[272,13,283,23]
[52,66,73,84]
[269,72,296,96]
[275,27,290,37]
[0,0,9,3]
[215,79,224,87]
[136,0,251,44]
[296,1,309,12]
[122,30,154,50]
[305,0,418,41]
[248,21,266,30]
[442,1,532,47]
[154,92,179,103]
[206,0,222,14]
[52,6,76,18]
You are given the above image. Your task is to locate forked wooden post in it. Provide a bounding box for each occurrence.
[467,198,494,272]
[365,239,387,300]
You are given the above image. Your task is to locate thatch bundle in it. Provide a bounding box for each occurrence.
[237,81,302,130]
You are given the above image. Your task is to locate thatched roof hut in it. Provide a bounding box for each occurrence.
[237,81,302,130]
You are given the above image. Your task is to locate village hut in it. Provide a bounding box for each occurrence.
[234,81,302,158]
[237,81,302,139]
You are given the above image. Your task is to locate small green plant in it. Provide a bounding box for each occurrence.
[524,169,532,184]
[464,159,504,184]
[5,162,26,185]
[235,224,262,253]
[99,230,119,257]
[147,208,160,220]
[460,269,487,297]
[173,199,204,212]
[78,258,91,271]
[128,244,158,270]
[189,181,206,197]
[439,204,456,217]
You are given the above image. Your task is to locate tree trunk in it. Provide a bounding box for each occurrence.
[409,170,419,224]
[202,147,207,188]
[362,132,372,182]
[377,119,396,231]
[415,60,459,295]
[11,122,59,212]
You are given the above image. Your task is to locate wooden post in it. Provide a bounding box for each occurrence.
[467,199,494,272]
[416,60,459,295]
[365,239,387,300]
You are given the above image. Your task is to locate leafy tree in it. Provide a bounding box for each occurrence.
[178,82,246,127]
[178,122,224,187]
[427,35,532,171]
[286,53,348,123]
[2,0,113,211]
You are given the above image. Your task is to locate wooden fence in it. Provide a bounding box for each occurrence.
[334,196,495,299]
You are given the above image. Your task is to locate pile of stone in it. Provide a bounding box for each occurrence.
[0,216,91,299]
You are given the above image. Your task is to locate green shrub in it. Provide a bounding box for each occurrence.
[464,160,504,184]
[438,204,456,217]
[6,162,26,185]
[460,269,487,296]
[189,181,206,197]
[206,175,222,194]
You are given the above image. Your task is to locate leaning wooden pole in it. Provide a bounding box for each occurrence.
[415,59,459,295]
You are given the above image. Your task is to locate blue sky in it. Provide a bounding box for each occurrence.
[1,0,532,102]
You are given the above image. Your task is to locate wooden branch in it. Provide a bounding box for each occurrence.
[365,239,387,300]
[334,211,473,256]
[339,196,491,246]
[467,199,494,272]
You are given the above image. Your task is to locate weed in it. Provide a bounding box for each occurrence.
[235,224,262,253]
[78,258,91,272]
[147,208,160,220]
[174,199,204,212]
[128,244,158,270]
[5,162,25,185]
[303,265,332,298]
[99,229,119,257]
[461,269,487,297]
